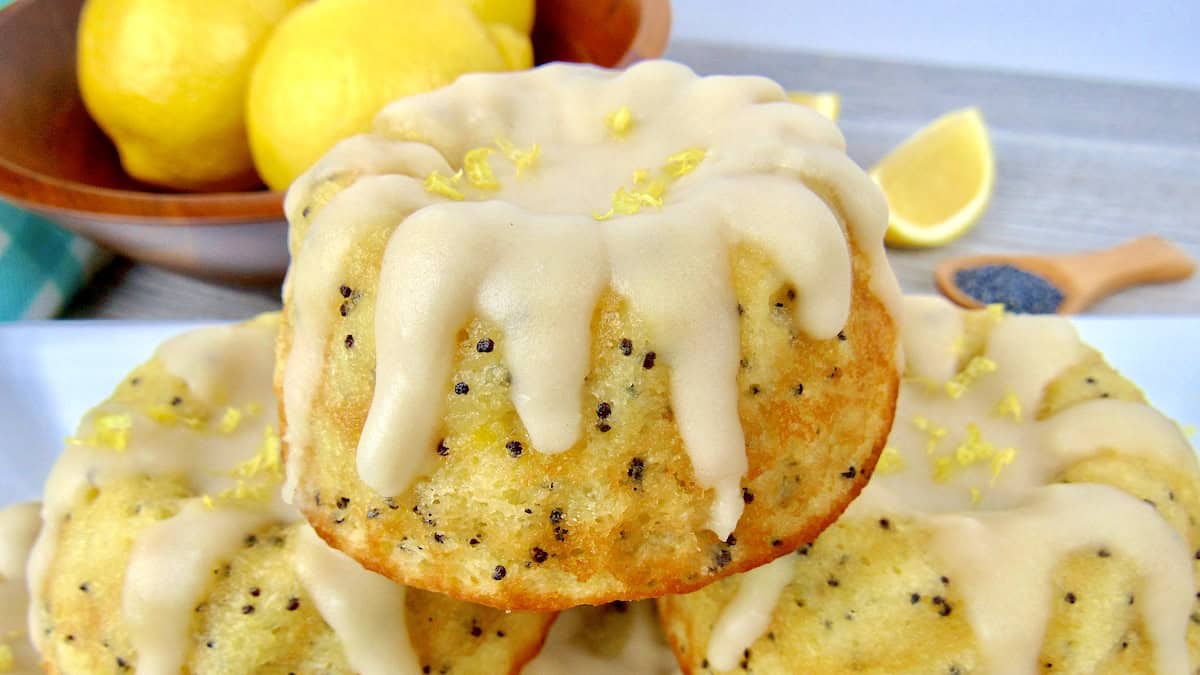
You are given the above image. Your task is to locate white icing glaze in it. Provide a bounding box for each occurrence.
[293,526,419,675]
[28,318,282,641]
[704,555,794,671]
[0,502,40,675]
[281,60,897,537]
[523,601,680,675]
[710,295,1199,672]
[123,501,273,675]
[281,175,439,503]
[927,484,1191,675]
[24,316,419,675]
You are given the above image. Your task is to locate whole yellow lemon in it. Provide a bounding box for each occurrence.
[77,0,302,191]
[465,0,536,34]
[246,0,533,191]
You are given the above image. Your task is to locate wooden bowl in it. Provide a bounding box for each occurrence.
[0,0,671,284]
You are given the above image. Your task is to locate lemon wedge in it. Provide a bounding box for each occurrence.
[787,91,840,121]
[871,107,995,248]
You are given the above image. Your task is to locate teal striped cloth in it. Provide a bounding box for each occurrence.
[0,200,106,320]
[0,0,108,320]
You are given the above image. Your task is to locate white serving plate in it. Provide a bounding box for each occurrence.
[1,317,1197,504]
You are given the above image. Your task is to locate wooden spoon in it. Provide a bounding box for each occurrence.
[935,235,1196,314]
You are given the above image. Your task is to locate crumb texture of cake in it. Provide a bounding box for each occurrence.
[278,60,902,609]
[659,295,1200,674]
[27,314,552,675]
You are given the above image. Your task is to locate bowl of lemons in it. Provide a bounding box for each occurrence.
[0,0,671,283]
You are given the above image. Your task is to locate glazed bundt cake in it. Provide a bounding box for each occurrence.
[277,60,902,610]
[26,314,553,674]
[658,295,1200,674]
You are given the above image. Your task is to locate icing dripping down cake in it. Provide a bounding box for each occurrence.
[276,60,902,610]
[25,315,553,675]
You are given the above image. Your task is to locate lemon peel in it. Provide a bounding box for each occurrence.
[993,392,1022,422]
[871,107,994,248]
[605,105,634,137]
[424,169,466,200]
[594,147,706,221]
[912,416,948,455]
[464,147,500,189]
[232,426,284,480]
[930,423,1018,486]
[218,407,243,434]
[945,356,997,399]
[68,414,133,452]
[664,148,706,178]
[495,137,539,175]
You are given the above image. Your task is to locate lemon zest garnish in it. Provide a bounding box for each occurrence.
[929,423,1019,486]
[990,448,1017,485]
[1181,423,1196,439]
[953,423,993,467]
[664,147,706,178]
[969,487,982,505]
[463,147,500,189]
[875,446,906,475]
[932,455,956,483]
[0,643,14,672]
[424,169,465,200]
[232,425,283,480]
[594,148,706,221]
[605,105,634,137]
[218,480,270,503]
[993,391,1022,422]
[201,494,215,510]
[945,356,997,399]
[69,414,133,451]
[218,407,243,434]
[912,416,948,455]
[495,138,539,175]
[985,303,1006,323]
[245,401,262,417]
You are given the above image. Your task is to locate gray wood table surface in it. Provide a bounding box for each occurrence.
[65,41,1200,320]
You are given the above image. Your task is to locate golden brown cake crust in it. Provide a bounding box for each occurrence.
[279,240,899,611]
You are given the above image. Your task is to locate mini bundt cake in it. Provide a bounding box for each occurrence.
[658,295,1200,674]
[26,314,553,674]
[277,60,902,610]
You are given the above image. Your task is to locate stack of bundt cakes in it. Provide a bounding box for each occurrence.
[276,59,903,610]
[658,295,1200,674]
[7,61,1197,675]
